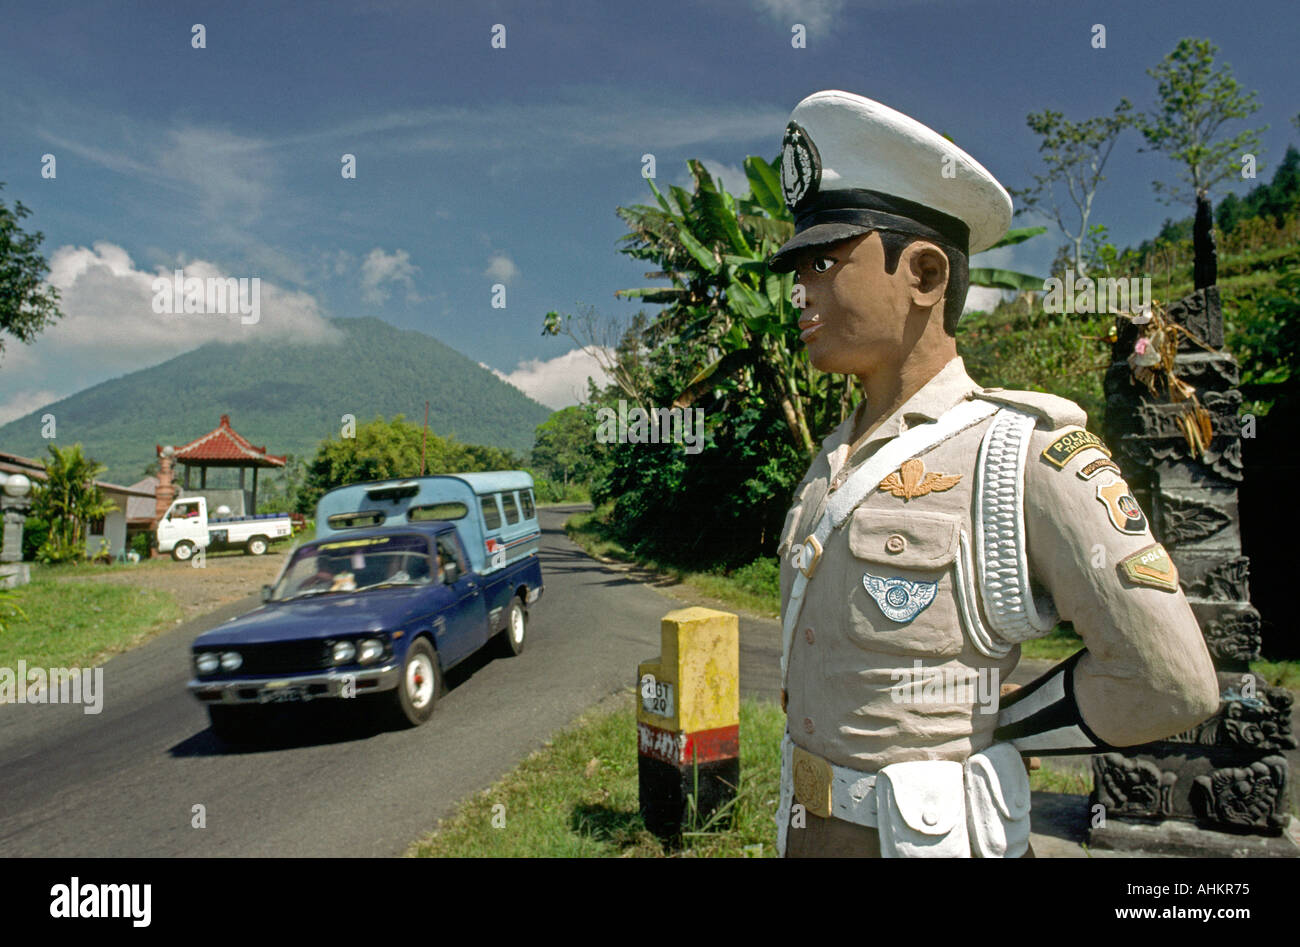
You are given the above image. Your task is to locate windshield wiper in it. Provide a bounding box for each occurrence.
[355,580,424,592]
[282,587,344,601]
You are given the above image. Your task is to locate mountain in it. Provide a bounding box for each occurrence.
[0,317,554,484]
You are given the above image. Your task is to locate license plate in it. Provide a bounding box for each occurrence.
[258,684,310,704]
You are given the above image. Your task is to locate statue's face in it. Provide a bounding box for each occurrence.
[790,231,914,377]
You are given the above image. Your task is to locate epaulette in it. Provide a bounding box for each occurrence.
[968,387,1087,430]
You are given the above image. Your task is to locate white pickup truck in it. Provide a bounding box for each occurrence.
[156,496,292,561]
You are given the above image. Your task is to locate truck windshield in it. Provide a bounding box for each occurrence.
[272,534,438,601]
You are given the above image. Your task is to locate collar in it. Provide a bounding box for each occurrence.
[823,356,983,481]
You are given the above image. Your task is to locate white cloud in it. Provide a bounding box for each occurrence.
[360,247,421,305]
[484,253,520,284]
[156,126,274,225]
[0,242,339,424]
[484,348,614,409]
[962,286,1005,315]
[0,390,60,426]
[751,0,845,34]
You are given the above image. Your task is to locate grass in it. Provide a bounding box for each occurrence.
[407,693,786,857]
[0,572,182,672]
[565,508,781,618]
[1249,659,1300,692]
[1029,760,1092,796]
[1020,625,1086,662]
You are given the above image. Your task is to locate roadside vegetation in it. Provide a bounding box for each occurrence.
[0,567,181,672]
[408,693,785,858]
[407,690,1099,857]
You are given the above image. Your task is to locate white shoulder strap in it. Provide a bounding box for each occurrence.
[781,398,999,688]
[972,408,1059,644]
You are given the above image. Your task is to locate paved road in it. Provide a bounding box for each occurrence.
[0,506,783,857]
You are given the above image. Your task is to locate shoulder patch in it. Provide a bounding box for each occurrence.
[1118,543,1180,592]
[1041,428,1110,469]
[971,389,1087,429]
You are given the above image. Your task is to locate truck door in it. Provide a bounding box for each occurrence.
[435,533,489,665]
[164,498,209,549]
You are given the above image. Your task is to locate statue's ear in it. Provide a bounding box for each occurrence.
[901,241,949,309]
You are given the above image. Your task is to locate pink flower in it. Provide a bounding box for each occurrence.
[1134,337,1150,355]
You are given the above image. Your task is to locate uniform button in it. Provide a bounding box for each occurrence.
[886,534,906,554]
[804,627,815,644]
[802,717,815,734]
[922,809,939,827]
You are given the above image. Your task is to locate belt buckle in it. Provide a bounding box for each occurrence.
[791,744,833,818]
[794,534,823,579]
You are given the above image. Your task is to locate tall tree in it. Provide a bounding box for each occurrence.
[1137,38,1265,206]
[1012,101,1132,274]
[0,183,62,358]
[531,406,595,489]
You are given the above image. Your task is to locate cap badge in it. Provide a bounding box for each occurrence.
[781,121,821,211]
[862,572,938,624]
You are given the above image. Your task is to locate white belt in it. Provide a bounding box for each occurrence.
[781,732,880,826]
[777,733,1032,858]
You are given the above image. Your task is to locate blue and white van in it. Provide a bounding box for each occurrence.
[188,472,544,742]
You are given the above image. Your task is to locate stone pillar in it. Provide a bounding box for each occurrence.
[1091,286,1297,855]
[152,447,177,558]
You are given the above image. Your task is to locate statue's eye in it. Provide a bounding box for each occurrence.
[812,257,835,273]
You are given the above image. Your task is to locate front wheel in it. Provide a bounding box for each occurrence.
[495,597,527,657]
[386,638,440,728]
[246,535,269,556]
[172,540,195,562]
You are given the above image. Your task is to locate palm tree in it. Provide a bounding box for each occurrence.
[31,443,116,562]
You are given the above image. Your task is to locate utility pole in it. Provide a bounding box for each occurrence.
[420,400,430,476]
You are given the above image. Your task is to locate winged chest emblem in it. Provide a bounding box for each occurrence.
[879,459,961,500]
[862,573,939,624]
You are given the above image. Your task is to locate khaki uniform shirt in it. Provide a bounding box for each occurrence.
[778,357,1218,773]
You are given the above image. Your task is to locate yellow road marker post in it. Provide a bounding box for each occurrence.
[636,607,739,840]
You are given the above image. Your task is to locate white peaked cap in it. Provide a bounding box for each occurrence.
[768,90,1013,272]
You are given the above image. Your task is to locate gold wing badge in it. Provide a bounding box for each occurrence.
[879,458,962,500]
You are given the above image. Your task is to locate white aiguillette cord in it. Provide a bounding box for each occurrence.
[781,397,1000,689]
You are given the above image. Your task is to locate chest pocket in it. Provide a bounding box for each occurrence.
[845,508,963,657]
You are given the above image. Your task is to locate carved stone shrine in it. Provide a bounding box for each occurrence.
[1092,285,1298,856]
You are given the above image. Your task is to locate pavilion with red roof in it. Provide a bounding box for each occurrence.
[157,415,285,515]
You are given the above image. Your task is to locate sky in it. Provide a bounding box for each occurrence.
[1,0,1296,424]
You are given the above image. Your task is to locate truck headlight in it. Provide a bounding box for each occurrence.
[332,640,357,664]
[195,652,220,674]
[357,638,384,665]
[219,651,243,671]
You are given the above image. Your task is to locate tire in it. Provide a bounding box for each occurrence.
[387,637,440,727]
[172,540,195,562]
[495,596,527,658]
[246,535,269,556]
[208,705,260,745]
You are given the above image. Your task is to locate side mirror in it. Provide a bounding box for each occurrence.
[443,561,459,584]
[261,584,273,602]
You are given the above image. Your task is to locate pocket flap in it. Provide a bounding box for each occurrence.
[965,742,1032,821]
[848,509,960,569]
[878,759,965,836]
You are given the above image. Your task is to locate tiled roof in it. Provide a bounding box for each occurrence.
[163,414,286,467]
[0,450,155,501]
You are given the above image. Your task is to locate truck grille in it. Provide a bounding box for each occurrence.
[221,640,333,676]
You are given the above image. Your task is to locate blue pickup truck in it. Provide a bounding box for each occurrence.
[188,472,544,743]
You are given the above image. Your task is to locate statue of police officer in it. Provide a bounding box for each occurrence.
[769,91,1219,858]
